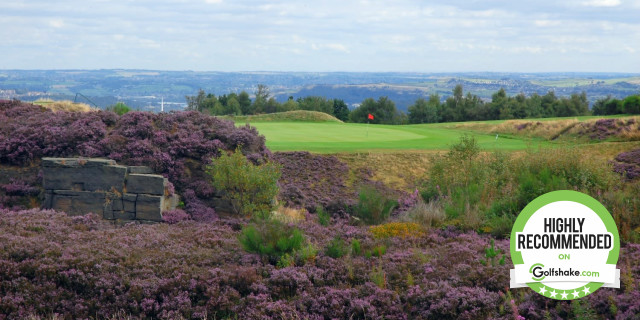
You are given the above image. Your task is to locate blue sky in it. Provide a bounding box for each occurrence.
[1,0,638,72]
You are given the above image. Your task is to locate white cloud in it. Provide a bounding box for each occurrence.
[534,20,561,27]
[0,0,638,72]
[582,0,621,7]
[49,19,65,28]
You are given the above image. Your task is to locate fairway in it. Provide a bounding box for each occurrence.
[247,122,551,153]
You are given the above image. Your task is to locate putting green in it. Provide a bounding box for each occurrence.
[246,122,552,153]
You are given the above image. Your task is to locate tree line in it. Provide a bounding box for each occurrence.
[186,84,640,124]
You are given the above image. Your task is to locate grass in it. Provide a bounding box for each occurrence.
[32,99,96,112]
[223,110,342,123]
[245,121,552,153]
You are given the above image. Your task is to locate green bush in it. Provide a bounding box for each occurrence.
[353,185,397,225]
[325,236,348,259]
[207,147,281,217]
[420,135,618,237]
[107,102,132,115]
[350,239,361,256]
[238,219,305,265]
[316,206,330,226]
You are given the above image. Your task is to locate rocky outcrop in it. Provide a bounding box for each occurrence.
[41,158,178,223]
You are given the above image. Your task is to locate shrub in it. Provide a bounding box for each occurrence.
[324,236,348,259]
[238,219,305,265]
[420,135,618,236]
[316,206,330,226]
[161,209,191,224]
[353,185,397,225]
[369,222,424,239]
[207,147,281,217]
[400,200,445,228]
[106,102,132,116]
[366,245,387,258]
[351,239,362,256]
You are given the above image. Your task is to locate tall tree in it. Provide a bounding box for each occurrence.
[408,95,439,124]
[332,99,350,121]
[185,89,206,112]
[238,91,253,115]
[253,84,270,114]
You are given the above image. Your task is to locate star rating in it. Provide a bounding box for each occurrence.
[535,285,594,300]
[539,286,547,295]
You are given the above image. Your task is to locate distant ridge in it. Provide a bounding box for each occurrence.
[222,110,342,123]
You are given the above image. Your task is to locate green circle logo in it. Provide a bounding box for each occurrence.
[509,190,620,300]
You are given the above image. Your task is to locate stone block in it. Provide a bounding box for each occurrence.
[126,174,166,195]
[50,190,106,216]
[123,193,137,213]
[128,166,153,174]
[136,194,164,221]
[113,211,135,220]
[42,190,54,209]
[43,164,126,192]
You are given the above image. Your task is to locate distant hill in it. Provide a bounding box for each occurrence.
[1,70,639,112]
[222,110,342,123]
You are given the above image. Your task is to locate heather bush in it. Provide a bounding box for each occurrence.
[238,219,305,265]
[161,209,191,224]
[273,152,354,214]
[0,100,271,219]
[3,208,640,319]
[206,147,281,217]
[353,185,397,225]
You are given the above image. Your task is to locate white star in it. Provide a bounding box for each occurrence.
[572,290,581,298]
[539,286,547,295]
[549,290,558,298]
[582,286,591,295]
[561,291,569,299]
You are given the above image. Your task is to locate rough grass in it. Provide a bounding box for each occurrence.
[337,152,436,190]
[458,115,640,142]
[32,99,96,112]
[224,110,343,123]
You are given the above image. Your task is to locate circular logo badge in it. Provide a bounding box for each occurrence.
[509,190,620,300]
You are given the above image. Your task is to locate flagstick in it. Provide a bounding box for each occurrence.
[367,120,369,138]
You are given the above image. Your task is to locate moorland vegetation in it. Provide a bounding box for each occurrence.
[0,98,640,319]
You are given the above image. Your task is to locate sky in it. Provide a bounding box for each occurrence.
[1,0,639,72]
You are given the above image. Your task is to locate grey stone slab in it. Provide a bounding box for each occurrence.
[50,191,106,216]
[123,193,137,212]
[42,158,116,168]
[136,194,164,221]
[113,211,135,220]
[42,191,53,209]
[126,174,166,195]
[127,166,153,174]
[43,164,126,192]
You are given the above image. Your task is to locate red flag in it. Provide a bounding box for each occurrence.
[367,113,374,120]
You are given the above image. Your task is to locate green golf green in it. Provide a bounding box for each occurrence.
[246,122,551,153]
